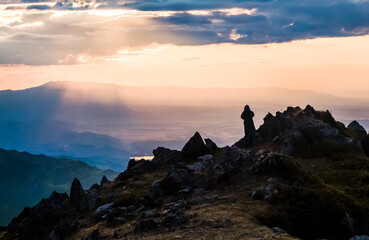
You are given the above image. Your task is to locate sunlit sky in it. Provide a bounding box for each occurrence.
[1,0,369,98]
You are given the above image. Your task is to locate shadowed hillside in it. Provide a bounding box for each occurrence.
[0,148,118,226]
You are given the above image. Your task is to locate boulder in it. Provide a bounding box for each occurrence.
[348,121,367,135]
[204,138,219,153]
[181,132,209,158]
[100,175,109,185]
[70,178,85,205]
[159,167,193,194]
[144,180,164,207]
[95,203,113,219]
[151,147,183,168]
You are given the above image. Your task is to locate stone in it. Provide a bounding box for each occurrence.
[272,227,285,234]
[348,120,367,135]
[181,132,209,158]
[204,138,219,153]
[95,203,113,218]
[215,146,248,174]
[151,147,183,168]
[160,167,193,194]
[70,178,85,205]
[144,180,164,207]
[100,175,109,185]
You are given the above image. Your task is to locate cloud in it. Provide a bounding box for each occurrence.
[1,0,369,64]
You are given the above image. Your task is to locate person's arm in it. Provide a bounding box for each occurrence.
[241,111,245,119]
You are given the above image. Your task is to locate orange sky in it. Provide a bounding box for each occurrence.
[1,35,369,98]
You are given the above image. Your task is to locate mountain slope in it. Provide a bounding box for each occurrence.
[2,105,369,239]
[0,148,118,226]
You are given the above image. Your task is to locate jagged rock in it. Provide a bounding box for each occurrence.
[258,112,293,139]
[159,166,193,194]
[215,146,248,173]
[151,147,183,168]
[100,175,109,185]
[134,218,158,232]
[70,178,85,205]
[204,138,219,153]
[9,191,70,240]
[127,158,144,170]
[348,121,367,135]
[82,229,101,240]
[181,132,209,158]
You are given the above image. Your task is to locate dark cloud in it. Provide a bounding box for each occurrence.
[1,0,369,64]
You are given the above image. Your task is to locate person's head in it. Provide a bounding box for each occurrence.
[244,105,250,111]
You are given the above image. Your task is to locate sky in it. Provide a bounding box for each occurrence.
[1,0,369,98]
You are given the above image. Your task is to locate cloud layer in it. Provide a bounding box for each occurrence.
[1,0,369,64]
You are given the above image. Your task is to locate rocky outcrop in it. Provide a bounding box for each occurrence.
[159,166,194,194]
[70,178,85,205]
[8,191,70,240]
[100,175,109,185]
[348,121,367,135]
[181,132,209,158]
[152,147,183,168]
[204,138,219,154]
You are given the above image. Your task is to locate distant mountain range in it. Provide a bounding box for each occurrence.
[0,147,118,226]
[0,81,367,171]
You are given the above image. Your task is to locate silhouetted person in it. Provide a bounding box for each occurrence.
[241,105,256,148]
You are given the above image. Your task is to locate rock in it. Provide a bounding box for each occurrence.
[151,147,183,168]
[9,191,70,240]
[216,146,248,172]
[187,155,213,171]
[145,180,164,207]
[127,158,145,170]
[204,138,219,153]
[95,203,113,219]
[100,175,109,185]
[272,227,285,234]
[134,218,158,232]
[159,166,193,194]
[349,236,369,240]
[181,132,209,158]
[257,152,282,174]
[348,121,367,135]
[70,178,85,205]
[82,229,101,240]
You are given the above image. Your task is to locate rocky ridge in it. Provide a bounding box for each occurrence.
[1,105,369,240]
